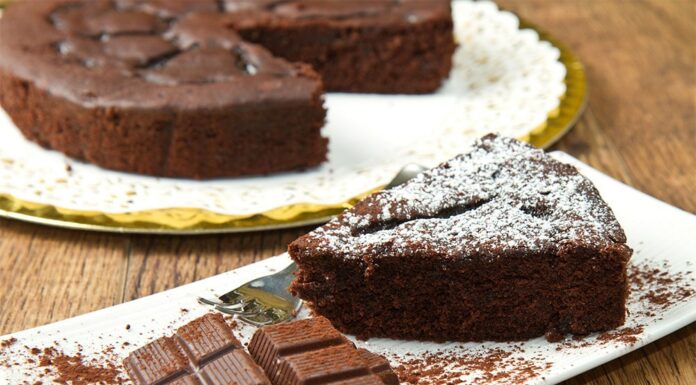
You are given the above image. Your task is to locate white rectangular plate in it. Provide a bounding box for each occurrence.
[1,153,694,385]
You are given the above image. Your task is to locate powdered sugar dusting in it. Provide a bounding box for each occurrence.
[306,135,626,258]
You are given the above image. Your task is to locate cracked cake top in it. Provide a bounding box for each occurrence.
[0,0,448,109]
[292,134,629,260]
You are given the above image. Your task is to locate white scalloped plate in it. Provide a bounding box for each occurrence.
[0,0,583,233]
[1,153,694,384]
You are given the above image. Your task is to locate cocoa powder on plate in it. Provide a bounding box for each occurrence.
[32,345,124,385]
[393,348,552,385]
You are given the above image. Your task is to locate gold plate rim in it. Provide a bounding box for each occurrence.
[0,14,587,235]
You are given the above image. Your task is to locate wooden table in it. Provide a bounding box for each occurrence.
[0,1,694,384]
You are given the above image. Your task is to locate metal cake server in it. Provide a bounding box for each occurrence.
[198,163,427,326]
[198,262,301,326]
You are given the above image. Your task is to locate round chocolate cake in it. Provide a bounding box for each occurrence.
[0,0,455,179]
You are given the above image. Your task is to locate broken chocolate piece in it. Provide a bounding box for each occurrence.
[248,317,398,385]
[123,313,270,385]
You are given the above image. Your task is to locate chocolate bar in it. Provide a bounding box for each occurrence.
[123,313,270,385]
[248,317,399,385]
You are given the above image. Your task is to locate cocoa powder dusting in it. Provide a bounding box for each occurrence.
[33,346,124,385]
[597,326,645,345]
[1,337,17,349]
[0,342,126,385]
[629,262,695,318]
[393,348,552,385]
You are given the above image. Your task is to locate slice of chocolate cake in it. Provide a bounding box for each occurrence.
[289,134,633,342]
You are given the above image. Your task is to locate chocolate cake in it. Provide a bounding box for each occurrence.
[248,317,399,384]
[0,0,455,179]
[289,134,633,342]
[224,0,456,93]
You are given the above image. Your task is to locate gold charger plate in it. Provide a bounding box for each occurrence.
[0,11,587,235]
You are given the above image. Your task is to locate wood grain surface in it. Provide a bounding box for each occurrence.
[0,1,694,384]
